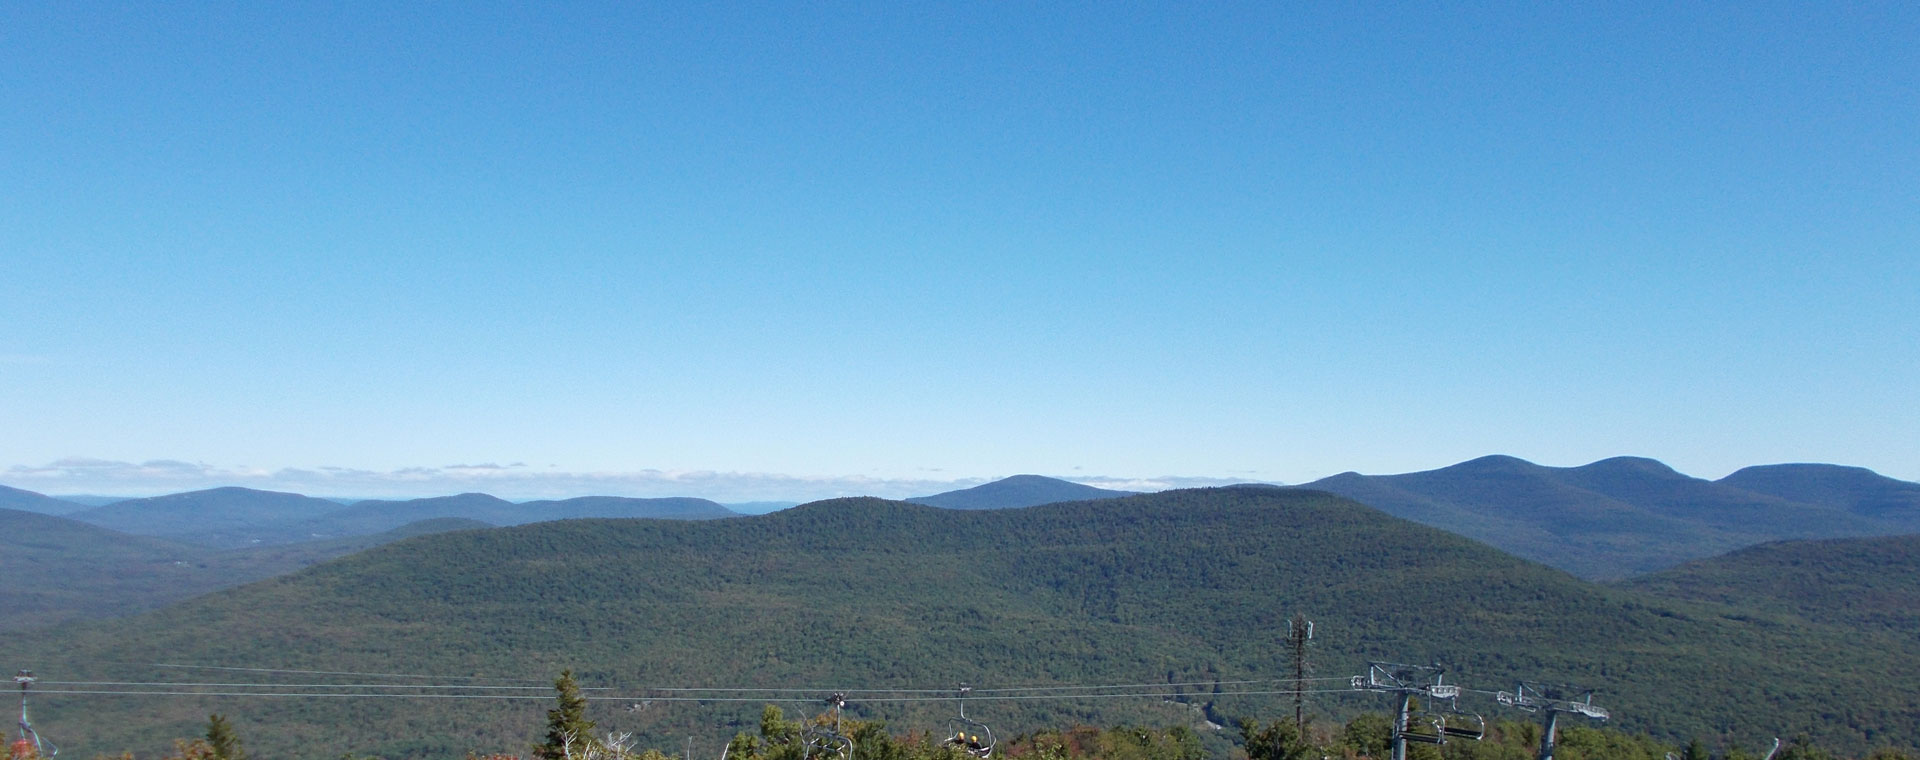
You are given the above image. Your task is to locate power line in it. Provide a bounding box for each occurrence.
[148,663,550,682]
[41,681,609,690]
[25,686,1362,703]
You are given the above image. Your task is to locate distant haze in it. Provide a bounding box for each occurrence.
[7,458,1250,503]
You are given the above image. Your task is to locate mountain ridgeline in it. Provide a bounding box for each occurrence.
[22,457,1918,580]
[0,484,89,515]
[9,488,1916,759]
[1297,456,1920,578]
[906,474,1136,509]
[66,487,740,548]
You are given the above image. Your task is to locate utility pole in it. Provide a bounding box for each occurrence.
[1352,663,1466,760]
[1286,614,1313,734]
[1496,682,1608,760]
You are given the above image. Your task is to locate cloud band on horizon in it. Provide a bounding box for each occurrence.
[2,457,1262,502]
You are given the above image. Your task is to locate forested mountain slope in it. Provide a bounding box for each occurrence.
[7,488,1915,759]
[0,509,489,630]
[0,507,203,629]
[1618,533,1920,633]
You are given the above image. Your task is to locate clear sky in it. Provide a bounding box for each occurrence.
[2,2,1915,500]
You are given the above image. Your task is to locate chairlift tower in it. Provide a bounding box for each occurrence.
[16,670,55,757]
[1352,663,1478,760]
[801,692,853,760]
[1495,682,1608,760]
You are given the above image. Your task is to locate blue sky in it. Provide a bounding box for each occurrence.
[3,2,1915,499]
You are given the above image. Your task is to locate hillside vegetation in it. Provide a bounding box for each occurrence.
[1619,533,1920,633]
[0,508,490,630]
[6,489,1915,759]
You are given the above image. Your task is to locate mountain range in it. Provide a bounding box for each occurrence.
[5,455,1916,628]
[65,487,739,548]
[1294,456,1920,578]
[7,487,1914,759]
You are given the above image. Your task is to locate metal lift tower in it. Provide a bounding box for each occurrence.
[1496,682,1609,760]
[15,670,56,758]
[1353,663,1478,760]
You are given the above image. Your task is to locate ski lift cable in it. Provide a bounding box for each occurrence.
[147,663,551,682]
[25,686,1365,702]
[55,675,1351,697]
[968,677,1352,693]
[40,681,612,690]
[149,659,1352,690]
[638,678,1330,696]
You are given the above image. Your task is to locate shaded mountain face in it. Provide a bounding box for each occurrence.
[907,474,1134,509]
[1299,456,1917,579]
[1718,464,1920,522]
[70,486,346,542]
[0,508,484,631]
[11,488,1917,759]
[0,508,201,629]
[0,484,91,515]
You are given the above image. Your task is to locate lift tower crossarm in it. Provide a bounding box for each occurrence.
[1495,682,1609,760]
[1351,663,1467,760]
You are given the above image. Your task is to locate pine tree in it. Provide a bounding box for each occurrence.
[206,714,246,760]
[535,670,597,760]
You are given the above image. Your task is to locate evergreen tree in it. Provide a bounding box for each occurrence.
[206,714,246,760]
[535,669,597,760]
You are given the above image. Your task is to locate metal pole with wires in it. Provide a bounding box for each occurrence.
[1287,614,1313,734]
[1495,682,1608,760]
[1352,663,1459,760]
[16,670,57,757]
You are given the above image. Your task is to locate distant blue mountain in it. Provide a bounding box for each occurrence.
[1298,455,1920,579]
[0,484,89,515]
[70,486,344,540]
[1718,463,1920,522]
[907,474,1134,510]
[724,501,800,514]
[54,487,738,549]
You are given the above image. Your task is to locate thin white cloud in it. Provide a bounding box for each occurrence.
[2,458,1267,502]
